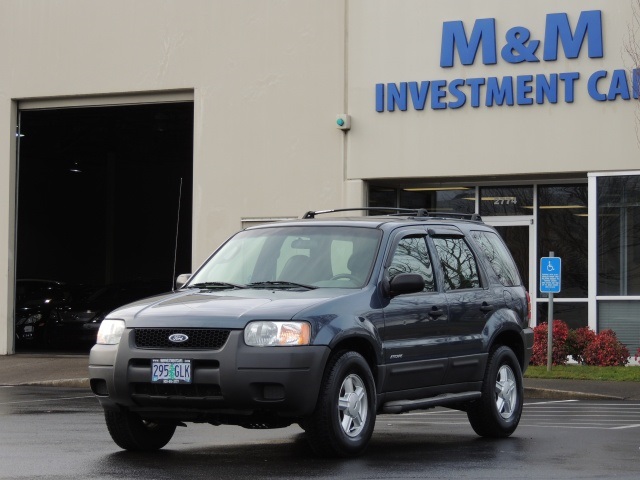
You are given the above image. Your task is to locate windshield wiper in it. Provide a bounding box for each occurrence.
[246,281,317,290]
[188,282,246,290]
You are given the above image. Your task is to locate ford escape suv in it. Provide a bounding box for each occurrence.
[89,208,533,457]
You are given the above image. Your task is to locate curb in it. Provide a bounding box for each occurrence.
[16,378,90,389]
[524,387,623,401]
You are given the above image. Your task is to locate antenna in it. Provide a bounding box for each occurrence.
[172,177,183,291]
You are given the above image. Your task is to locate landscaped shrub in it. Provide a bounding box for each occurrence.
[566,326,597,364]
[530,320,569,366]
[531,323,632,367]
[583,330,630,367]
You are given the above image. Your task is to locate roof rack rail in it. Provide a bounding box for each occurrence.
[302,208,484,222]
[302,207,429,219]
[426,212,484,222]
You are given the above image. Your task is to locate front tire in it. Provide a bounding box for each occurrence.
[104,409,176,451]
[467,345,523,438]
[304,351,376,457]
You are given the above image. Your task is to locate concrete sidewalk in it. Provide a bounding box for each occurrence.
[1,353,640,401]
[0,353,91,388]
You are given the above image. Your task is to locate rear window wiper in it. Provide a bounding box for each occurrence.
[246,281,317,290]
[188,282,246,290]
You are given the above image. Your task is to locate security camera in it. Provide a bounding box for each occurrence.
[336,114,351,131]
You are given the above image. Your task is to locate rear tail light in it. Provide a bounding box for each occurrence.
[525,291,532,327]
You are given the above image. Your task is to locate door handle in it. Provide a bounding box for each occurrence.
[429,307,444,318]
[480,302,494,313]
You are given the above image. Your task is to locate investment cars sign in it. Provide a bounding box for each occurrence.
[375,10,637,111]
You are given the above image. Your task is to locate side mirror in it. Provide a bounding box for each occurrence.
[389,273,424,297]
[175,273,192,290]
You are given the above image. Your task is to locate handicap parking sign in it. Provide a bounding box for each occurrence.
[540,257,561,293]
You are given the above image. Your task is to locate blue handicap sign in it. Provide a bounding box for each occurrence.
[540,257,561,293]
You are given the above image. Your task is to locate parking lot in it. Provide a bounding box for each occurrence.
[1,387,639,480]
[385,399,640,431]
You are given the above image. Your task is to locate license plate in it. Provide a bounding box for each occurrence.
[151,358,192,384]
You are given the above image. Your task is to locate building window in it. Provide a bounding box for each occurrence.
[537,302,588,330]
[368,187,397,215]
[368,185,474,214]
[597,176,640,296]
[538,184,588,298]
[598,301,640,352]
[479,186,533,216]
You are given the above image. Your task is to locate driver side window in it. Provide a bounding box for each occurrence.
[388,236,435,292]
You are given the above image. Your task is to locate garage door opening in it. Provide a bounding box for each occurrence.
[15,102,194,352]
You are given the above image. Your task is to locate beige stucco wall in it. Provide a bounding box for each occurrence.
[0,0,638,354]
[347,0,639,180]
[0,0,348,354]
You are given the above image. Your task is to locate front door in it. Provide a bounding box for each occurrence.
[484,218,535,323]
[381,230,450,390]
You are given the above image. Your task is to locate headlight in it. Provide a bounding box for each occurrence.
[244,321,311,347]
[96,319,126,345]
[25,313,43,325]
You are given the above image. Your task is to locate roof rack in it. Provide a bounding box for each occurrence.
[424,212,484,222]
[302,208,483,222]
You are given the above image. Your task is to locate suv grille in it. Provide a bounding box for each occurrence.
[134,328,231,350]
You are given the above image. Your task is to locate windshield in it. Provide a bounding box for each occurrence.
[189,226,382,289]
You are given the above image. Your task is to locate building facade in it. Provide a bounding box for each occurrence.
[1,0,639,355]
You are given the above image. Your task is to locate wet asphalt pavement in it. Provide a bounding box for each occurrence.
[1,385,640,479]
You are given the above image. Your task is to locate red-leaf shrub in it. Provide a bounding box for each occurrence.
[566,327,597,364]
[582,330,630,367]
[530,320,569,366]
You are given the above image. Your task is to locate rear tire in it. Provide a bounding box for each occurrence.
[467,345,523,438]
[304,351,376,457]
[104,409,176,451]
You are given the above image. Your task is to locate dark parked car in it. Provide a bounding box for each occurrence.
[16,279,171,349]
[15,279,74,347]
[48,280,172,348]
[89,208,533,457]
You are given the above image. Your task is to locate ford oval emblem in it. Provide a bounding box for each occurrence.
[168,333,189,343]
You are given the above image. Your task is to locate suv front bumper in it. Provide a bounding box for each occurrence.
[89,329,331,419]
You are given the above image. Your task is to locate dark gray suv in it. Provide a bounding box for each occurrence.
[89,208,533,457]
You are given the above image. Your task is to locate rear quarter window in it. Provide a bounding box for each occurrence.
[471,230,521,287]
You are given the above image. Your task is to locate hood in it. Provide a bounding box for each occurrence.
[108,288,348,329]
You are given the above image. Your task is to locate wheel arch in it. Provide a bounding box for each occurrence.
[328,336,379,387]
[490,329,526,371]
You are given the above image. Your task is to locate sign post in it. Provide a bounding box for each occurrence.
[540,253,561,372]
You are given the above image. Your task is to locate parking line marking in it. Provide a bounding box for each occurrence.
[524,400,579,405]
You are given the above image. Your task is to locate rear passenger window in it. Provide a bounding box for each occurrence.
[388,236,435,292]
[472,230,521,287]
[432,237,480,290]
